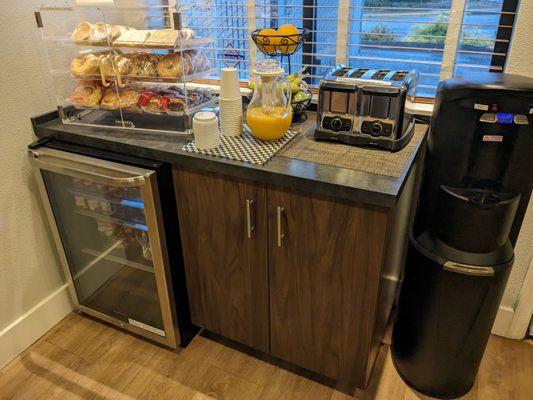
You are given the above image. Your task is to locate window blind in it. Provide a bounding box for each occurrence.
[181,0,251,79]
[181,0,516,98]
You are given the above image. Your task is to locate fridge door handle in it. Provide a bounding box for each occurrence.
[28,148,151,187]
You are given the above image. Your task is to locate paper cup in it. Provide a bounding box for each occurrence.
[220,68,241,100]
[193,112,221,149]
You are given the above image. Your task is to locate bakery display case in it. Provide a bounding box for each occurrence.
[36,0,218,134]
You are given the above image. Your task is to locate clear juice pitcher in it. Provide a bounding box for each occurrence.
[246,59,292,141]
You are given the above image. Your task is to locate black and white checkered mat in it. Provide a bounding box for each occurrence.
[182,128,299,165]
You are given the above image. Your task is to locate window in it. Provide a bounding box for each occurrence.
[184,0,517,99]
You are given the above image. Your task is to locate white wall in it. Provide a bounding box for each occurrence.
[0,0,531,368]
[0,1,73,368]
[500,0,533,313]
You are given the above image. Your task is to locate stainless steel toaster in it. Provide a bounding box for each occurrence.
[314,66,418,151]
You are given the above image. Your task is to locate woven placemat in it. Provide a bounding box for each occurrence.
[182,128,299,165]
[279,122,427,177]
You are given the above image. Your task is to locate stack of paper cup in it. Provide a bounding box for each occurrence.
[219,67,243,137]
[193,112,221,150]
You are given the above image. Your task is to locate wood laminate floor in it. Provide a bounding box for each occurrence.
[0,313,531,400]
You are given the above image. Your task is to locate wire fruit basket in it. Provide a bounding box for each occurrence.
[251,28,308,73]
[291,90,313,121]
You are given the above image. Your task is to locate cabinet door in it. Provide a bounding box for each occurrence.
[173,167,269,352]
[268,186,388,388]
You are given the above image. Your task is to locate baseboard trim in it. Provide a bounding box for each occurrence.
[0,283,74,369]
[491,305,515,337]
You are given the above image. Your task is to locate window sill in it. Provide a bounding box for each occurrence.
[191,82,434,117]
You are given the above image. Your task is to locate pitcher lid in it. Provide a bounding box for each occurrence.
[253,59,284,77]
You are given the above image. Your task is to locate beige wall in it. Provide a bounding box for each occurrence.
[0,1,65,330]
[502,0,533,310]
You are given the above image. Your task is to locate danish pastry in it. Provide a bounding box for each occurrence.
[69,84,103,107]
[119,89,141,111]
[100,90,120,109]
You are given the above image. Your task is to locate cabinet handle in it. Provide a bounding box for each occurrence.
[246,199,255,239]
[277,206,285,247]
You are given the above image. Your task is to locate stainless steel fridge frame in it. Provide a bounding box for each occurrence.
[28,146,181,348]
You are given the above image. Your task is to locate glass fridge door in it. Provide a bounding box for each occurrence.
[29,147,178,348]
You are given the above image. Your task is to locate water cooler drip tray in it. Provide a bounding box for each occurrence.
[436,186,520,253]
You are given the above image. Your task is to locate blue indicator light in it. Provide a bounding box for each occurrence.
[121,199,144,209]
[496,112,514,124]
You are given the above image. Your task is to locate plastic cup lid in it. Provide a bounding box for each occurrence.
[194,111,217,123]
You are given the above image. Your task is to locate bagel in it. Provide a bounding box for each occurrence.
[128,54,160,77]
[70,53,102,76]
[156,53,187,78]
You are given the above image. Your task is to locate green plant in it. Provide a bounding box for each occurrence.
[362,24,395,42]
[461,29,492,47]
[405,16,493,48]
[406,15,448,43]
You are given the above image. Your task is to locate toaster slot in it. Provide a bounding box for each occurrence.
[320,90,331,111]
[371,95,391,118]
[330,91,349,114]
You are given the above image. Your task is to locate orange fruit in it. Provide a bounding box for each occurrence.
[276,25,299,54]
[257,28,278,55]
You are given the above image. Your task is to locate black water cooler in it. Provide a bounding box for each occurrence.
[392,74,533,399]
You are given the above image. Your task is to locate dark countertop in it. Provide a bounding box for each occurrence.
[32,112,427,208]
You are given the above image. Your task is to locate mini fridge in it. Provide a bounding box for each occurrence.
[28,138,197,348]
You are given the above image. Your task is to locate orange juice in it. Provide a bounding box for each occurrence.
[246,106,292,141]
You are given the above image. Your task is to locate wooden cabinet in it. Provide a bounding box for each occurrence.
[267,186,388,389]
[173,167,269,352]
[173,167,413,391]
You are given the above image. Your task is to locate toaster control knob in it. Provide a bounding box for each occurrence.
[330,117,343,132]
[371,122,383,136]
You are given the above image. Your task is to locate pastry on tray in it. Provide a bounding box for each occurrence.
[138,86,213,114]
[68,83,103,107]
[127,53,161,78]
[156,53,190,78]
[100,89,120,109]
[71,22,132,45]
[156,50,210,79]
[145,28,197,46]
[112,30,151,47]
[70,52,105,76]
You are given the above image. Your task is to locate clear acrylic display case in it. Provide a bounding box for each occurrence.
[36,0,218,134]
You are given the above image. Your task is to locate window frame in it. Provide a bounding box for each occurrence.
[196,0,520,102]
